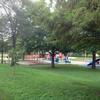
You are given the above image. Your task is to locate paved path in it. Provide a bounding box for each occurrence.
[41,60,89,65]
[17,59,100,68]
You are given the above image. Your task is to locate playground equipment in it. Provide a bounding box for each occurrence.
[87,59,100,66]
[24,54,47,64]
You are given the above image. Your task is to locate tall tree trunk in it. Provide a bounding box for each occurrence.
[22,52,25,61]
[11,34,16,66]
[50,47,56,68]
[92,50,96,69]
[84,50,87,61]
[1,48,3,64]
[51,52,55,68]
[1,36,3,64]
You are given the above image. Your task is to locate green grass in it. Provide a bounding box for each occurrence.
[0,64,100,100]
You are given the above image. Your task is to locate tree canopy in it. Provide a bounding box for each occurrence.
[0,0,100,68]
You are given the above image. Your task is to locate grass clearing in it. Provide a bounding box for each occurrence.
[0,64,100,100]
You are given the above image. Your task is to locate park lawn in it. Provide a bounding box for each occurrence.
[0,64,100,100]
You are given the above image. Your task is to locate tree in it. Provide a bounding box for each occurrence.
[20,0,57,68]
[70,0,100,69]
[0,15,10,64]
[45,0,77,67]
[49,0,100,69]
[0,0,35,65]
[0,0,20,66]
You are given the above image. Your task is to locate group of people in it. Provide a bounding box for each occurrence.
[46,52,71,63]
[55,54,71,63]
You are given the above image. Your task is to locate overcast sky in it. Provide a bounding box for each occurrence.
[30,0,51,5]
[0,0,68,15]
[30,0,56,12]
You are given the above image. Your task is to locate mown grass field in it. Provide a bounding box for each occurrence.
[0,64,100,100]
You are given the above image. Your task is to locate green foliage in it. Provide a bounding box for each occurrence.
[0,0,100,64]
[69,0,100,51]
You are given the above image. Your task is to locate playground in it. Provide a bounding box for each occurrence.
[0,0,100,99]
[19,53,100,67]
[0,53,100,67]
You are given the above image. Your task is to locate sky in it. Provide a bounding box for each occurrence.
[30,0,68,3]
[0,0,68,15]
[30,0,68,12]
[30,0,51,5]
[30,0,40,2]
[30,0,56,12]
[0,7,6,16]
[0,0,44,15]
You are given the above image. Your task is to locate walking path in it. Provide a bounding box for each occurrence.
[17,59,89,66]
[17,59,100,68]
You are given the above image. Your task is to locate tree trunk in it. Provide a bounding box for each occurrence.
[84,50,87,61]
[1,36,3,64]
[22,52,25,61]
[92,50,96,69]
[11,34,16,66]
[1,48,3,64]
[11,52,15,66]
[51,53,55,68]
[50,47,56,68]
[1,35,4,64]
